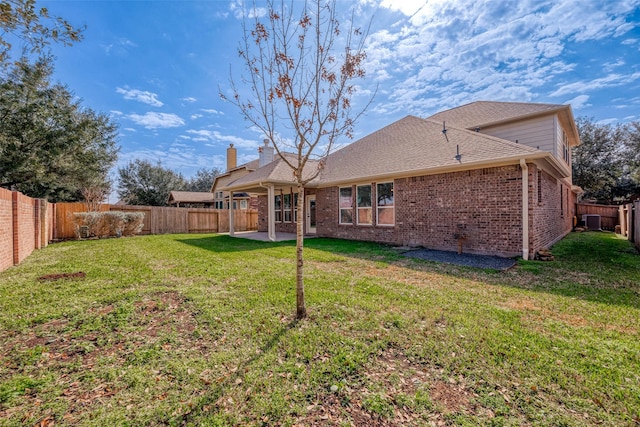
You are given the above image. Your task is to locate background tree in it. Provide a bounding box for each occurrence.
[222,0,373,319]
[0,57,118,201]
[185,167,221,192]
[117,159,187,206]
[0,0,83,71]
[625,121,640,185]
[572,117,627,203]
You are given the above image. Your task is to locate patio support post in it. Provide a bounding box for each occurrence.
[229,192,235,236]
[267,184,276,242]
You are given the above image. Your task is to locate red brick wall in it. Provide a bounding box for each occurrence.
[316,166,524,257]
[0,188,13,271]
[13,191,37,264]
[255,164,574,258]
[0,189,50,272]
[529,165,574,253]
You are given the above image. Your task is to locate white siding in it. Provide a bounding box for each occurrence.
[481,115,557,155]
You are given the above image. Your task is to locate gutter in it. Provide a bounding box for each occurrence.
[520,159,530,260]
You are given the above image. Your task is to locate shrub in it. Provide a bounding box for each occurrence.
[72,211,144,239]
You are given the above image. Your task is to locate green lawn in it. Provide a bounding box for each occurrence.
[0,231,638,426]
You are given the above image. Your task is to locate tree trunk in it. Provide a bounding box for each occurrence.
[295,184,306,319]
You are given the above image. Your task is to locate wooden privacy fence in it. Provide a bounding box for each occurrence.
[575,203,619,230]
[618,201,639,250]
[54,203,258,240]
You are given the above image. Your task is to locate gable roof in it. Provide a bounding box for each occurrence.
[220,153,320,192]
[211,159,260,193]
[426,101,568,130]
[167,191,214,204]
[315,115,542,186]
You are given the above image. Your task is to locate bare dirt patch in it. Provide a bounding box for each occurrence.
[296,347,477,426]
[0,291,210,424]
[37,271,86,281]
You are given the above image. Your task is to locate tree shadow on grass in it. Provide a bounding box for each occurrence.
[176,233,640,310]
[174,315,300,425]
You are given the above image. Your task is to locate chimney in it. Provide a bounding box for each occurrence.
[226,143,237,171]
[258,139,275,167]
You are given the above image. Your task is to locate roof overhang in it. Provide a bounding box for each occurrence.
[313,151,570,188]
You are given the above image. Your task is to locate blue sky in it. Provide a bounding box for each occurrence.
[38,0,640,195]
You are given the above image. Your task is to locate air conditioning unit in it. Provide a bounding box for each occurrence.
[582,214,601,231]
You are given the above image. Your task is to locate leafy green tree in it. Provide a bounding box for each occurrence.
[117,159,187,206]
[0,57,119,201]
[0,0,84,71]
[572,117,626,202]
[625,121,640,184]
[186,167,221,192]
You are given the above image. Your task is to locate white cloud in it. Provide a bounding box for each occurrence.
[182,97,197,103]
[229,0,266,19]
[550,72,640,97]
[190,113,204,120]
[201,108,224,115]
[117,87,164,107]
[128,112,185,129]
[565,94,590,110]
[185,129,258,149]
[362,0,640,118]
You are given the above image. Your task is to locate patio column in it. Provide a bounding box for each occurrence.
[267,184,276,242]
[229,192,235,236]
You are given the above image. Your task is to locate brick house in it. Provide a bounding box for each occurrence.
[222,101,581,259]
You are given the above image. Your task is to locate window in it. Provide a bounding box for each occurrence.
[274,194,282,222]
[562,131,570,164]
[293,193,298,223]
[339,187,353,224]
[376,182,394,225]
[240,200,248,210]
[537,171,542,204]
[357,185,372,225]
[283,193,292,222]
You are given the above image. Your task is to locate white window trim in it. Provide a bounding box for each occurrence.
[356,184,373,226]
[338,186,354,225]
[283,193,292,223]
[376,181,395,226]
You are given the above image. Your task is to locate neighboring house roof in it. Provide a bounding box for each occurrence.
[167,191,214,204]
[428,101,580,146]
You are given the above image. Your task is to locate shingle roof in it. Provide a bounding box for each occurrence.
[168,191,214,203]
[315,115,540,185]
[427,101,567,130]
[223,153,320,190]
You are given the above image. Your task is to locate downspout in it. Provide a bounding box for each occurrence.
[258,182,276,242]
[520,159,529,260]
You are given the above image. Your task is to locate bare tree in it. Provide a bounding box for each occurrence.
[222,0,373,319]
